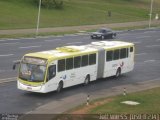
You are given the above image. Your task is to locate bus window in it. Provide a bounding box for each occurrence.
[113,49,120,60]
[81,55,88,67]
[66,58,73,70]
[106,50,113,61]
[58,59,65,72]
[130,47,133,52]
[48,65,56,80]
[120,48,127,59]
[126,48,129,57]
[74,56,81,68]
[89,53,96,65]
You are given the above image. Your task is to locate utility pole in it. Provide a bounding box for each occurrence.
[149,0,153,28]
[36,0,42,37]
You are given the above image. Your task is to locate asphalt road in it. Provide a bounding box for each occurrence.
[0,28,160,113]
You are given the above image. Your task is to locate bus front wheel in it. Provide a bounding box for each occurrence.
[84,75,90,85]
[115,68,121,78]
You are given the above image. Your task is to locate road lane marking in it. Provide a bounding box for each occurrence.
[66,42,82,45]
[0,40,5,42]
[156,39,160,42]
[0,54,14,57]
[19,45,41,49]
[135,53,147,56]
[136,36,150,39]
[144,59,156,63]
[146,45,160,48]
[144,31,156,33]
[45,39,61,42]
[0,77,16,84]
[119,33,130,36]
[132,41,141,44]
[0,42,20,45]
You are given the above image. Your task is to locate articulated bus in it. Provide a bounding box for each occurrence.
[13,41,134,93]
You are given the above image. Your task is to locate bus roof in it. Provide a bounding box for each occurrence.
[25,41,134,60]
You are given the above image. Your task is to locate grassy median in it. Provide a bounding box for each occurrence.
[53,87,160,120]
[0,0,160,29]
[70,87,160,114]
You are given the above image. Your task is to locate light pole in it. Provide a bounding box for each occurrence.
[149,0,153,28]
[36,0,42,37]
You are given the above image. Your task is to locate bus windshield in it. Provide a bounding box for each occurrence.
[19,63,46,82]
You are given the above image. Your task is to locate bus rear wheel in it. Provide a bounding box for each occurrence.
[57,81,63,93]
[84,75,90,85]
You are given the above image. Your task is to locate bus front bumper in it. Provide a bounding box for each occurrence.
[17,81,46,93]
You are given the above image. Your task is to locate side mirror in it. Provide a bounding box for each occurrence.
[13,60,20,70]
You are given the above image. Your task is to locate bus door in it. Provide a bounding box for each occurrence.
[62,57,75,87]
[128,46,134,70]
[46,64,57,91]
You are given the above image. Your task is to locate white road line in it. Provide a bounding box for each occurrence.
[0,54,14,57]
[135,53,147,56]
[13,60,20,63]
[0,77,16,84]
[144,31,156,33]
[0,42,20,45]
[132,41,141,44]
[0,40,5,42]
[146,45,160,48]
[144,60,156,63]
[120,33,130,36]
[156,39,160,42]
[56,35,64,37]
[66,42,83,45]
[136,36,150,39]
[65,34,78,37]
[19,45,41,49]
[45,39,61,42]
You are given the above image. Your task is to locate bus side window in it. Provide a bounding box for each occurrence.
[81,55,88,67]
[74,56,81,68]
[48,65,56,81]
[130,47,133,52]
[113,49,120,60]
[89,53,96,65]
[58,59,65,72]
[66,58,73,70]
[106,50,113,61]
[126,48,129,57]
[120,48,127,59]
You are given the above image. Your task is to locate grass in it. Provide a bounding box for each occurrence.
[0,0,160,30]
[89,87,160,114]
[53,87,160,120]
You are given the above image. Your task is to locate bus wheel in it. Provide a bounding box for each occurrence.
[115,68,121,78]
[84,75,90,85]
[57,81,63,93]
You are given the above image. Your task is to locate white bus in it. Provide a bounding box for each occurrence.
[13,41,134,93]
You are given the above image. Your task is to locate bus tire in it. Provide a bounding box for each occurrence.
[57,81,63,93]
[84,75,90,85]
[115,68,121,78]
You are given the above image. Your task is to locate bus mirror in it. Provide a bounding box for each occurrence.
[13,60,20,70]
